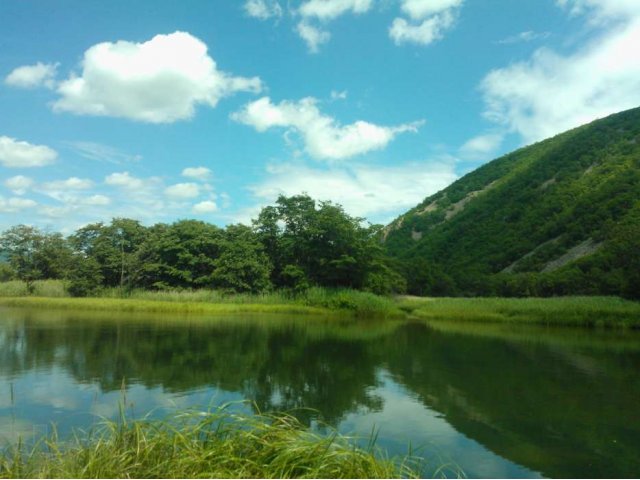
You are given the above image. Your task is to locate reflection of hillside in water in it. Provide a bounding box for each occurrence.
[1,307,640,478]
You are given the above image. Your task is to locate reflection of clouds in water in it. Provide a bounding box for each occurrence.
[90,385,246,422]
[339,370,542,479]
[24,368,82,410]
[0,416,47,444]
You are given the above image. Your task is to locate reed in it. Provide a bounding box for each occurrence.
[0,408,418,479]
[404,296,640,328]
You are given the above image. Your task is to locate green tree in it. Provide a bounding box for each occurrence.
[135,220,223,289]
[212,224,272,293]
[70,219,148,290]
[67,255,104,297]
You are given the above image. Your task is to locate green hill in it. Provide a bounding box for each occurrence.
[384,106,640,299]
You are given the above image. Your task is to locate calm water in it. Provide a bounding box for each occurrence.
[1,308,640,478]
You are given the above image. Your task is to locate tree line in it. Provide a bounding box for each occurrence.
[0,194,406,297]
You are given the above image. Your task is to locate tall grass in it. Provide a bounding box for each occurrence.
[0,281,404,318]
[0,280,67,298]
[0,408,419,479]
[403,296,640,328]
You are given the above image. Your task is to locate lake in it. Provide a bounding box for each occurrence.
[1,307,639,478]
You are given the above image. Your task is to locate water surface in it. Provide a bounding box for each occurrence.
[1,307,639,478]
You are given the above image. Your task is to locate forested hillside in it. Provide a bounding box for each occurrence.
[384,106,640,299]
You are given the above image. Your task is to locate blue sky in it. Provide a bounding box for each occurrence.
[1,0,639,232]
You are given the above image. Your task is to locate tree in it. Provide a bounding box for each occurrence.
[135,220,223,289]
[69,219,148,290]
[67,255,103,297]
[212,224,272,293]
[253,194,404,292]
[1,226,46,292]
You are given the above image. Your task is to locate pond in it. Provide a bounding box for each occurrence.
[1,307,639,478]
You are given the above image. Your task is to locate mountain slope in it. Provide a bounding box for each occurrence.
[384,106,640,298]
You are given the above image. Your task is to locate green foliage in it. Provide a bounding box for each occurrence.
[0,408,415,479]
[0,262,14,281]
[70,219,147,289]
[0,225,73,291]
[253,194,402,291]
[211,224,272,293]
[385,106,640,298]
[67,256,104,297]
[402,296,640,328]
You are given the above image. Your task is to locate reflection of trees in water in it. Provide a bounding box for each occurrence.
[0,311,387,425]
[2,310,640,477]
[378,322,640,479]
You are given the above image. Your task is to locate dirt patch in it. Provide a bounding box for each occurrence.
[541,238,602,273]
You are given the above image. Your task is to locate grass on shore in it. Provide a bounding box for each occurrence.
[0,408,418,479]
[0,281,404,318]
[400,296,640,328]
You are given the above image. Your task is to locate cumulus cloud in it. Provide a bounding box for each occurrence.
[104,171,146,189]
[4,176,34,195]
[5,62,58,89]
[0,136,57,168]
[164,182,200,199]
[296,22,331,53]
[481,1,640,143]
[182,166,212,180]
[42,177,93,191]
[0,196,37,213]
[52,31,262,123]
[293,0,373,52]
[390,0,463,46]
[244,0,282,20]
[83,194,111,206]
[232,96,422,161]
[245,160,457,223]
[192,200,218,214]
[298,0,373,21]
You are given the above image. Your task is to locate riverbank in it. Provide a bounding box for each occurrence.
[0,409,417,479]
[1,281,638,327]
[399,296,640,328]
[0,281,404,318]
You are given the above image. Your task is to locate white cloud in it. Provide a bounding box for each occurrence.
[0,196,37,213]
[244,0,282,20]
[497,31,551,45]
[192,200,218,214]
[0,136,57,168]
[83,194,111,206]
[64,141,142,164]
[104,171,145,189]
[5,62,58,89]
[294,0,373,52]
[42,177,93,190]
[52,31,262,123]
[4,176,34,195]
[296,22,331,53]
[164,182,200,199]
[330,90,348,101]
[298,0,373,21]
[558,0,640,23]
[390,0,463,46]
[400,0,463,20]
[481,3,640,143]
[246,160,457,222]
[459,133,504,158]
[232,96,422,161]
[182,166,212,180]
